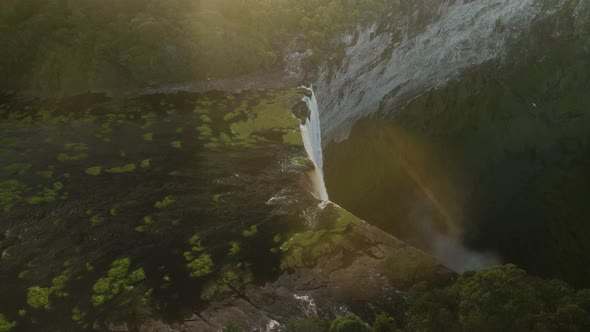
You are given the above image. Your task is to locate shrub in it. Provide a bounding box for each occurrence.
[329,314,371,332]
[373,313,397,332]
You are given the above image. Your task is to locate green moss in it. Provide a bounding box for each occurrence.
[26,195,51,204]
[188,234,203,247]
[140,112,157,128]
[170,141,182,149]
[154,196,175,209]
[106,163,136,173]
[0,314,15,332]
[3,163,32,175]
[64,142,88,152]
[280,204,359,269]
[229,97,299,142]
[50,274,70,297]
[0,180,25,212]
[187,254,213,278]
[140,159,151,169]
[17,310,26,317]
[143,133,153,141]
[26,286,50,309]
[92,277,112,294]
[212,194,224,202]
[108,258,131,278]
[201,265,253,301]
[27,183,63,205]
[196,125,213,137]
[128,268,146,283]
[57,152,88,162]
[91,257,144,306]
[143,216,154,224]
[228,241,241,256]
[242,225,258,237]
[71,306,86,324]
[90,215,101,225]
[283,130,302,145]
[110,207,117,216]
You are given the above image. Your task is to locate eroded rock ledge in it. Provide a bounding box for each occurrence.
[134,203,454,332]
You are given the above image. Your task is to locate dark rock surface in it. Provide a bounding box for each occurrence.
[133,206,454,331]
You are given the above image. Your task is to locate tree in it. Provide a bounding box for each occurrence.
[329,313,371,332]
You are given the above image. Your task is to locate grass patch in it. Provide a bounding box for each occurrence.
[91,257,145,307]
[85,166,102,176]
[26,286,50,309]
[106,164,136,174]
[142,133,153,141]
[154,196,175,209]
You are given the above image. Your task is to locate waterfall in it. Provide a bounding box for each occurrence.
[300,86,329,201]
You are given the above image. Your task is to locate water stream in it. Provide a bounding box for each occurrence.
[300,86,329,201]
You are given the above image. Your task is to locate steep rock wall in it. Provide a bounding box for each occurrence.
[316,0,589,143]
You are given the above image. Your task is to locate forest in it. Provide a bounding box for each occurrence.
[0,0,385,93]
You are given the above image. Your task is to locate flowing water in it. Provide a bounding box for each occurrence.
[300,87,329,201]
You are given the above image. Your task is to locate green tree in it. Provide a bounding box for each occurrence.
[329,313,371,332]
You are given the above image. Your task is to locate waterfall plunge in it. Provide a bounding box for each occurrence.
[301,87,329,201]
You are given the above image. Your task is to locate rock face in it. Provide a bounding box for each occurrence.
[321,0,590,286]
[315,0,590,143]
[135,203,454,331]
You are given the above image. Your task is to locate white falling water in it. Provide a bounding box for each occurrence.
[300,86,329,201]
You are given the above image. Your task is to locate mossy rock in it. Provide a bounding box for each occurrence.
[26,286,50,309]
[280,204,359,269]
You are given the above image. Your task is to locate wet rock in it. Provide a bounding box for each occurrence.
[291,100,311,122]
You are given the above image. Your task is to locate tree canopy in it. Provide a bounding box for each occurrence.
[0,0,387,93]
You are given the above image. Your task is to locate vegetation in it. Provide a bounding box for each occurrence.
[85,166,102,176]
[281,265,590,331]
[154,195,175,209]
[0,314,15,332]
[26,286,50,309]
[105,163,136,174]
[406,265,590,332]
[0,0,387,93]
[91,257,146,307]
[330,314,372,332]
[280,205,358,269]
[186,254,214,278]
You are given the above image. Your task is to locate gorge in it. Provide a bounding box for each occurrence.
[315,0,590,285]
[1,0,590,331]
